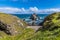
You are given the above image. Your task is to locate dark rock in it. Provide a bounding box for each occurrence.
[0,13,27,36]
[41,12,60,30]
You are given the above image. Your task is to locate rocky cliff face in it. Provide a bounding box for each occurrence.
[0,13,27,36]
[42,12,60,30]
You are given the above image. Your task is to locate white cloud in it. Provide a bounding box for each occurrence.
[0,7,60,14]
[29,7,38,12]
[40,8,60,13]
[21,8,25,12]
[0,7,21,14]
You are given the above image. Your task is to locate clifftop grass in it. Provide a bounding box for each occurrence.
[0,13,35,40]
[0,12,60,40]
[28,12,60,40]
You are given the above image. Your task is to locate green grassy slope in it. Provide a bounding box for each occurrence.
[0,12,60,40]
[0,13,35,40]
[28,12,60,40]
[0,28,35,40]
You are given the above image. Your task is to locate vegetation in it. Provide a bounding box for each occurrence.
[43,12,60,30]
[0,12,60,40]
[0,28,34,40]
[28,12,60,40]
[0,13,35,40]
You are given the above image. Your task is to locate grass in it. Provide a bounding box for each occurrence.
[27,12,60,40]
[0,28,35,40]
[0,13,60,40]
[1,27,60,40]
[27,28,60,40]
[0,13,32,40]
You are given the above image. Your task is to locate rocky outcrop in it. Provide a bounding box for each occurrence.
[0,13,27,36]
[42,12,60,30]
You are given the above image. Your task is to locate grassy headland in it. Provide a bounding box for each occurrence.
[0,12,60,40]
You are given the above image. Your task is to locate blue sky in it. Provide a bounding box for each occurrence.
[0,0,60,14]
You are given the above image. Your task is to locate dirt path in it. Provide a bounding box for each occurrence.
[27,26,42,31]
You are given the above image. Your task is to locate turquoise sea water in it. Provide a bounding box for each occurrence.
[12,14,49,25]
[12,14,48,19]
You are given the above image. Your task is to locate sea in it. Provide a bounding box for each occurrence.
[12,14,49,25]
[12,14,49,20]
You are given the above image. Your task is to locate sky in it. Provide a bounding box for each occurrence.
[0,0,60,14]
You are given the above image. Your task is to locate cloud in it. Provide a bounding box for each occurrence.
[29,7,38,12]
[0,7,60,14]
[29,7,60,14]
[0,7,21,14]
